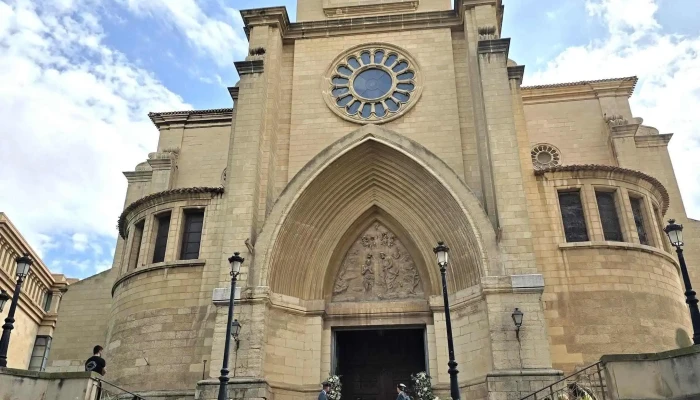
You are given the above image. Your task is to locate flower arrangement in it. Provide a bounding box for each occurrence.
[410,371,437,400]
[326,375,342,400]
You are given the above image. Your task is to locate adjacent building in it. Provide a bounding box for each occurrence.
[44,1,700,399]
[0,212,71,371]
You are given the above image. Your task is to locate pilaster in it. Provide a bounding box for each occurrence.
[477,37,538,275]
[211,18,285,382]
[462,6,499,227]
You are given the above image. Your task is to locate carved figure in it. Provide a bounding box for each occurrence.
[362,254,374,292]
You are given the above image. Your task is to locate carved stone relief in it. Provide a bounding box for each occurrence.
[332,222,423,302]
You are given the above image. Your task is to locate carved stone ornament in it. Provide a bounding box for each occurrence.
[332,222,423,302]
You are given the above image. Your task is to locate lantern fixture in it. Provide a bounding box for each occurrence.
[512,308,524,340]
[433,241,449,268]
[228,252,244,276]
[0,290,9,313]
[664,219,684,247]
[15,254,33,279]
[232,319,242,349]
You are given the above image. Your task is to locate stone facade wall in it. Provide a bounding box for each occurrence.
[175,124,231,189]
[288,28,466,181]
[107,263,214,391]
[47,270,114,372]
[524,99,614,166]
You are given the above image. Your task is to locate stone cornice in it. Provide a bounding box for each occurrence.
[234,60,264,75]
[123,170,152,183]
[522,76,638,104]
[240,7,291,39]
[635,133,673,148]
[228,86,239,102]
[610,123,640,137]
[112,259,205,296]
[535,164,669,215]
[477,38,510,58]
[117,187,224,238]
[507,65,525,85]
[148,108,233,129]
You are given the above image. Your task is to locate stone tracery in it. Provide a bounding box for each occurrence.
[332,222,423,302]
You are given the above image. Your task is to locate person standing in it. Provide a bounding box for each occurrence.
[397,383,410,400]
[319,382,331,400]
[85,345,106,376]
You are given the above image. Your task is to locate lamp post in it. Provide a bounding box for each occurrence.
[512,308,524,341]
[664,219,700,345]
[0,253,33,368]
[433,241,460,400]
[218,252,244,400]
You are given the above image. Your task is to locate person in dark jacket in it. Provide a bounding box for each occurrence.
[319,382,331,400]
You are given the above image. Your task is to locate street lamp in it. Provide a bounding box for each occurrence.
[664,219,700,345]
[512,308,524,341]
[218,252,244,400]
[433,241,460,400]
[0,253,33,367]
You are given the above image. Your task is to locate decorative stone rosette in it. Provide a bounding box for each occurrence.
[323,43,422,124]
[531,143,561,170]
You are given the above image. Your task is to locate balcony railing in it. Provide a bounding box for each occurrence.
[520,362,608,400]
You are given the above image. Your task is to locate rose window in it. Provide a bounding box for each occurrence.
[531,144,561,169]
[325,45,421,123]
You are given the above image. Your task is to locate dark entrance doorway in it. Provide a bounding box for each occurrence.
[335,328,426,400]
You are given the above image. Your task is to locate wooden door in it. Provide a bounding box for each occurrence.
[336,329,425,400]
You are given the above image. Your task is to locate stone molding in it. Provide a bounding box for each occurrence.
[111,259,205,296]
[507,65,525,85]
[252,125,501,300]
[234,59,264,75]
[117,187,224,238]
[558,241,680,273]
[323,0,419,18]
[123,170,152,184]
[635,133,673,148]
[239,7,291,38]
[477,38,511,58]
[522,76,638,104]
[147,108,233,128]
[534,164,669,215]
[228,86,240,101]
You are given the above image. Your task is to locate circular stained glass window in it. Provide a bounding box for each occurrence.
[324,44,421,124]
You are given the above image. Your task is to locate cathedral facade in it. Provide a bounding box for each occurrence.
[46,1,699,399]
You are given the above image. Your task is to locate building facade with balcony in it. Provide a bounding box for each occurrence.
[0,213,71,371]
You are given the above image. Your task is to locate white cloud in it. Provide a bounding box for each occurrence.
[116,0,248,67]
[72,232,88,252]
[527,0,700,218]
[0,0,190,260]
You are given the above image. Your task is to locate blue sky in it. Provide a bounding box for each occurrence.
[0,0,698,280]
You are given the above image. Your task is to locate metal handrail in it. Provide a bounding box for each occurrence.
[95,378,148,400]
[520,362,607,400]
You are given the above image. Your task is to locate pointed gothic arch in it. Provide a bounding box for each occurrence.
[252,125,501,300]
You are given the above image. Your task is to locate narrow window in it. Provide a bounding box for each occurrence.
[43,291,53,312]
[28,336,52,371]
[180,210,204,260]
[596,191,623,241]
[129,220,145,270]
[558,191,589,242]
[630,197,649,245]
[152,212,171,263]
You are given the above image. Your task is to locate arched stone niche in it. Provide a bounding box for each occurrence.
[253,125,502,300]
